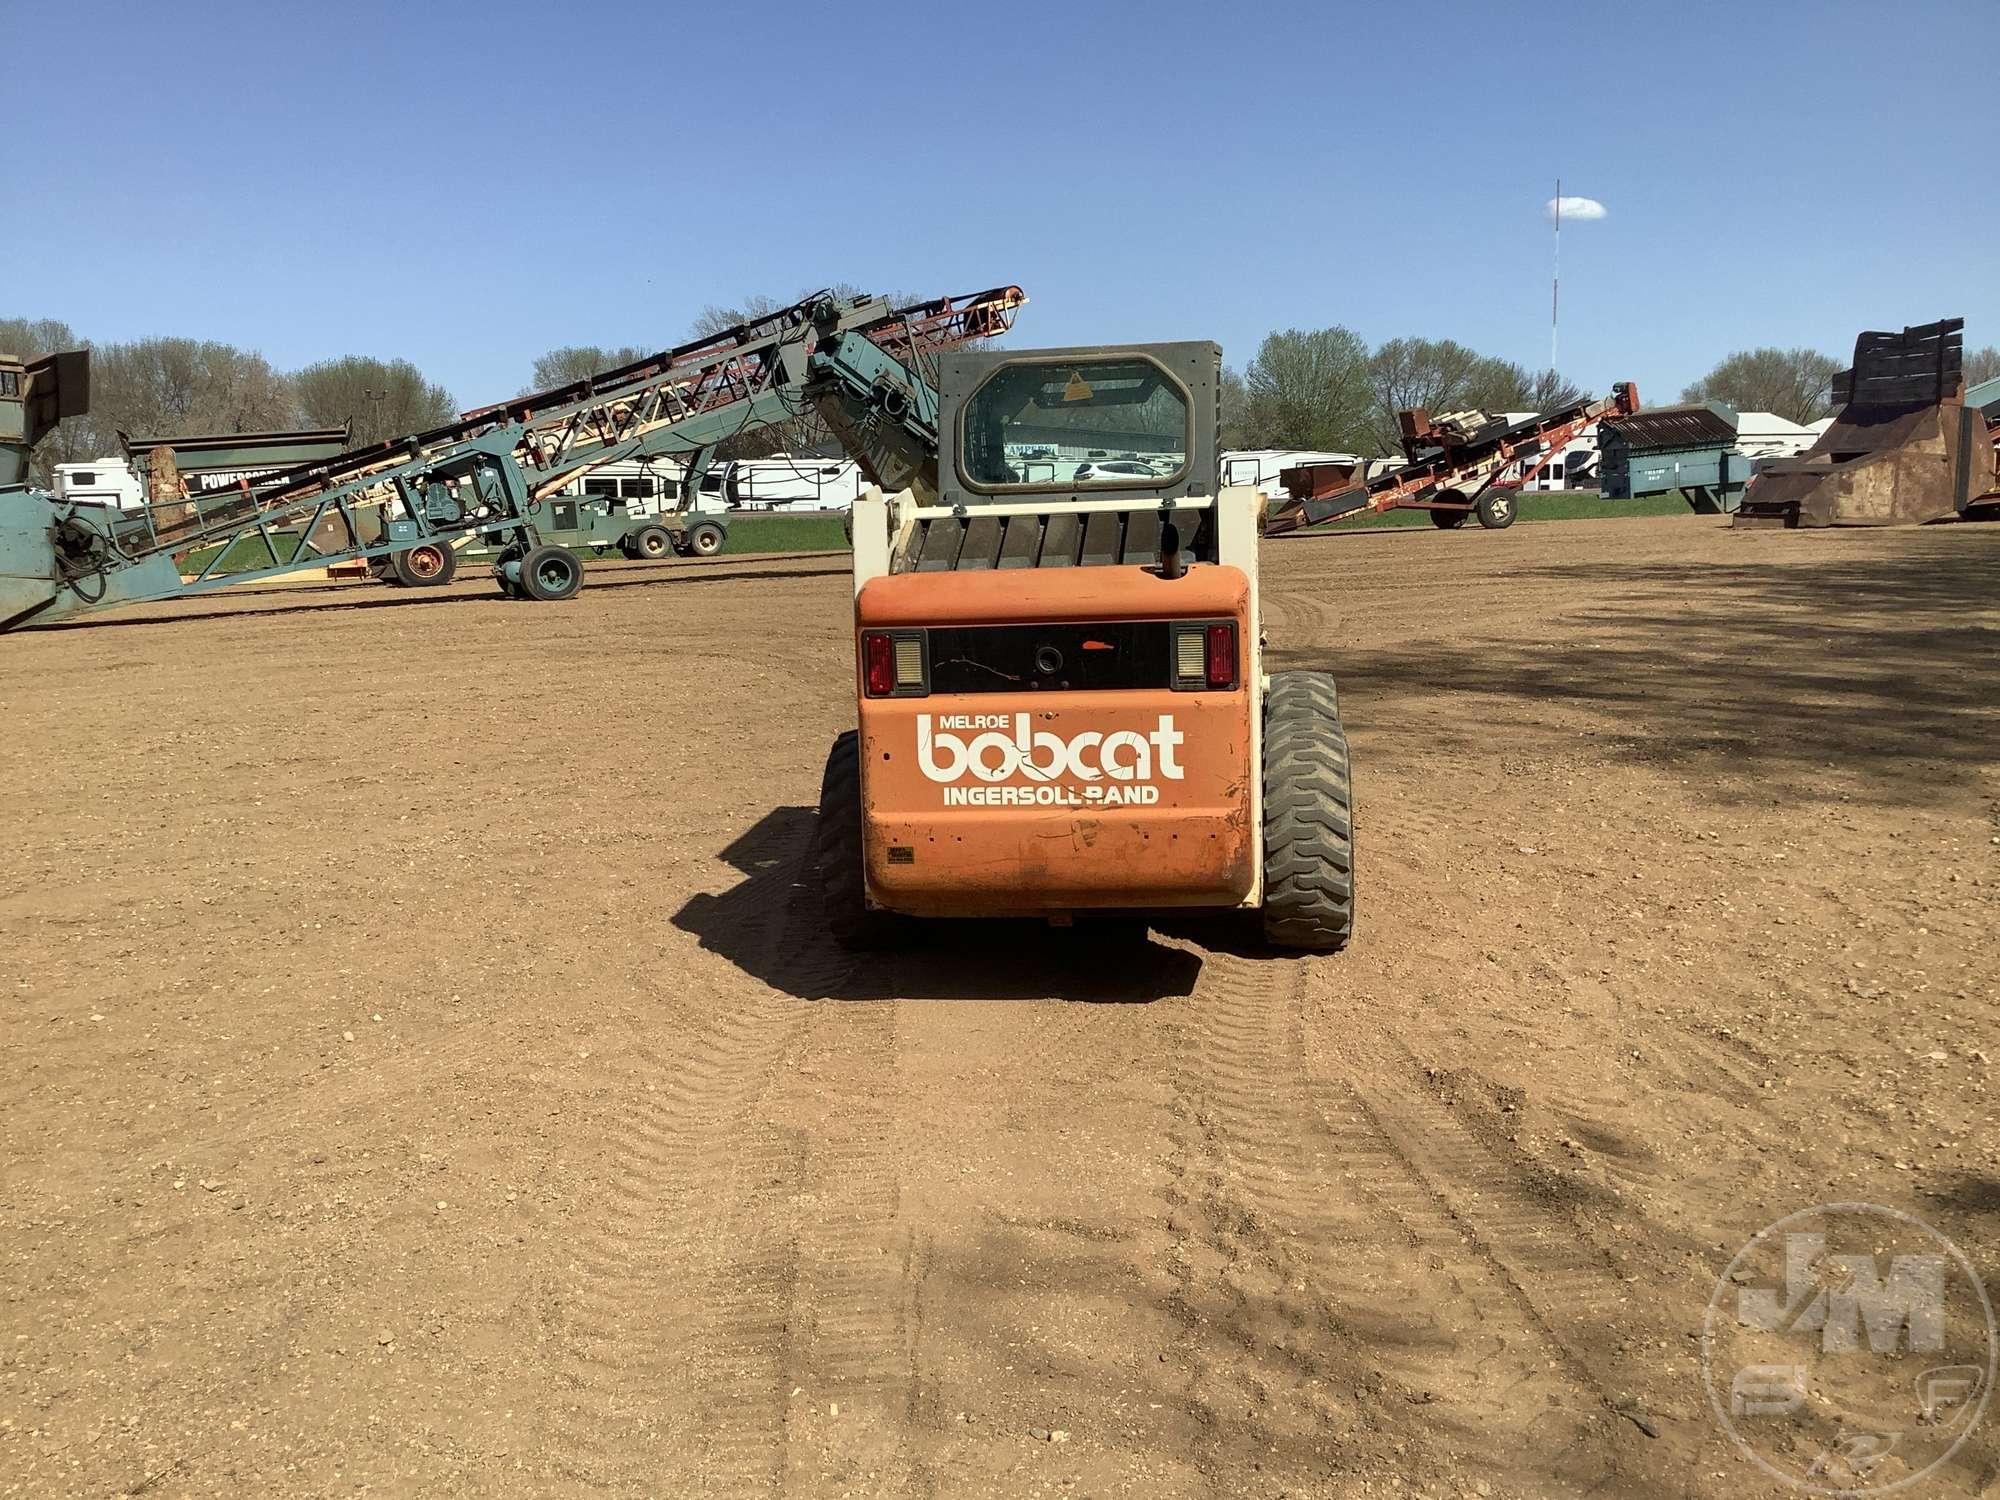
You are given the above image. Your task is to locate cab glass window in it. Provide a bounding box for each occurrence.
[961,357,1188,487]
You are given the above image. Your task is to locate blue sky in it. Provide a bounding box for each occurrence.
[16,0,1995,408]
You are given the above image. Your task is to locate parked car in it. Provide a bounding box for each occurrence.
[1073,459,1160,483]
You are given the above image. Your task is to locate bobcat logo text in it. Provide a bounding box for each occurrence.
[918,713,1183,807]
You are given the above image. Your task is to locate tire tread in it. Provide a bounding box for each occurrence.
[815,731,896,949]
[1261,671,1355,952]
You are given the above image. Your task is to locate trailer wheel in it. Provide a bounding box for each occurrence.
[1429,506,1469,529]
[1260,671,1354,953]
[518,544,584,602]
[392,542,457,587]
[686,522,725,558]
[1475,490,1518,529]
[632,525,673,560]
[815,730,897,949]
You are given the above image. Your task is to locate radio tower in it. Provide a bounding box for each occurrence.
[1551,178,1561,374]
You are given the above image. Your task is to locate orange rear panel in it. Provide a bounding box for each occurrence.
[855,565,1254,916]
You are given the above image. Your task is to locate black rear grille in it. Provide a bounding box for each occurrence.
[901,508,1213,572]
[923,619,1232,694]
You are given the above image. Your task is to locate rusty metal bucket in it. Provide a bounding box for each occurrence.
[1735,318,2000,528]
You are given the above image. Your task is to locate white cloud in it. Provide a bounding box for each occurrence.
[1546,195,1607,222]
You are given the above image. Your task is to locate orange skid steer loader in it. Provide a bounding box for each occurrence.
[813,342,1354,950]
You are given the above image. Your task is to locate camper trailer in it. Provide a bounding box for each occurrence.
[724,454,866,511]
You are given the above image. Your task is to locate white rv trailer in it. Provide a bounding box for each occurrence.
[724,454,866,511]
[555,456,730,517]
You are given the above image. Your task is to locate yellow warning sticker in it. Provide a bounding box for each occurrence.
[1062,370,1094,403]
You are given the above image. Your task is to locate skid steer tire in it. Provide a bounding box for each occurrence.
[815,730,897,950]
[1260,671,1354,953]
[1475,490,1518,529]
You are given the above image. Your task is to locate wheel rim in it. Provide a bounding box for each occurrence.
[642,535,665,557]
[1491,497,1512,521]
[694,530,719,554]
[409,546,445,579]
[535,556,575,593]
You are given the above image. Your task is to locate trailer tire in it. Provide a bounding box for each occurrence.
[1260,671,1354,953]
[815,730,896,950]
[686,522,725,558]
[632,525,673,560]
[518,544,584,602]
[1430,506,1469,529]
[392,542,457,587]
[1475,490,1518,529]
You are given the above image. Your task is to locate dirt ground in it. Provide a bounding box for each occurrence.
[3,514,1997,1499]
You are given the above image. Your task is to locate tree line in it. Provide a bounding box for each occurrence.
[0,291,857,485]
[0,316,458,484]
[10,305,1995,485]
[1222,330,1585,456]
[1224,328,2000,455]
[1678,343,1999,425]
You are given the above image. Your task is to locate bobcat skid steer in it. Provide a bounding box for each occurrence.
[814,341,1353,951]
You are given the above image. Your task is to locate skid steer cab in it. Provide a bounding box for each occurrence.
[816,341,1353,952]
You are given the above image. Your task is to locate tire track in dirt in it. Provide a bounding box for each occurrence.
[1528,970,1665,1201]
[775,981,923,1494]
[1158,947,1373,1485]
[1649,1026,1777,1108]
[1294,1017,1639,1488]
[541,824,927,1497]
[1259,579,1338,648]
[536,814,814,1495]
[1168,943,1633,1490]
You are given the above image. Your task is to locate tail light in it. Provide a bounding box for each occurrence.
[864,632,894,696]
[1173,620,1238,692]
[1205,622,1236,688]
[861,629,929,697]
